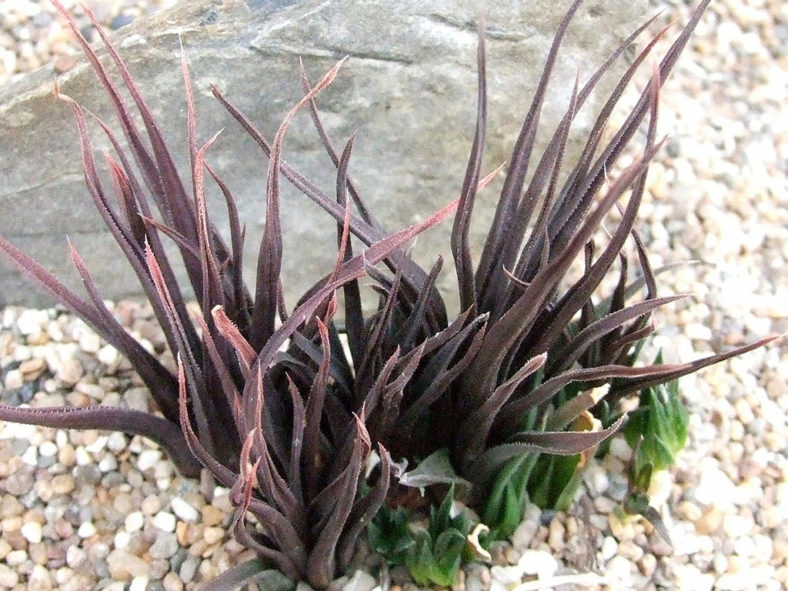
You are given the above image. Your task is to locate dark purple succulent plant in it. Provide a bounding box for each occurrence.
[0,0,778,588]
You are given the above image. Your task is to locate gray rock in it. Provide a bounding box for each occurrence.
[179,555,200,583]
[0,0,646,310]
[149,532,179,559]
[3,467,34,495]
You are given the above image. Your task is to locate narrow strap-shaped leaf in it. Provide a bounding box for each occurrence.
[300,61,381,230]
[361,347,401,425]
[50,1,173,221]
[213,84,458,316]
[79,2,202,247]
[468,415,625,486]
[393,256,443,350]
[248,369,298,520]
[303,318,332,501]
[485,18,666,314]
[0,403,200,477]
[198,559,294,591]
[138,216,200,259]
[334,137,366,366]
[495,363,687,440]
[336,444,392,568]
[545,26,671,247]
[105,155,147,246]
[475,0,583,300]
[452,14,487,312]
[86,110,200,357]
[67,242,180,421]
[377,344,426,441]
[551,1,711,252]
[355,265,404,396]
[398,317,488,434]
[250,59,347,350]
[0,234,186,424]
[609,335,781,399]
[212,305,256,374]
[231,521,303,583]
[193,134,227,313]
[547,386,609,431]
[306,415,369,588]
[205,163,249,328]
[458,353,547,469]
[467,150,659,403]
[491,72,580,319]
[193,314,244,435]
[286,375,305,506]
[246,194,460,395]
[148,248,215,457]
[527,66,662,357]
[546,295,686,376]
[175,357,236,486]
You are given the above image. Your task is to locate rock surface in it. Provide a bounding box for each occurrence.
[0,0,646,307]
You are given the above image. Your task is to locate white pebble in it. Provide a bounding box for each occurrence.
[606,555,633,586]
[608,437,632,461]
[153,511,177,532]
[85,435,108,453]
[75,446,93,466]
[28,565,51,590]
[38,441,58,457]
[129,576,149,591]
[66,546,87,569]
[79,331,102,353]
[600,535,618,561]
[106,432,128,453]
[584,464,610,496]
[647,469,674,507]
[518,549,558,580]
[114,531,130,550]
[3,369,23,389]
[342,570,377,591]
[723,513,754,538]
[137,449,162,472]
[77,521,97,538]
[17,310,47,336]
[171,497,199,522]
[0,564,19,588]
[511,504,540,551]
[124,511,144,533]
[22,445,38,466]
[0,421,36,440]
[99,453,118,473]
[21,521,43,543]
[491,565,524,585]
[97,344,120,365]
[5,550,27,567]
[154,460,173,479]
[715,566,776,591]
[695,465,736,506]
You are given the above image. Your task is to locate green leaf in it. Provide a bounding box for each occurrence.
[398,448,471,490]
[625,376,688,472]
[482,453,537,540]
[432,529,467,584]
[527,452,582,510]
[367,505,414,565]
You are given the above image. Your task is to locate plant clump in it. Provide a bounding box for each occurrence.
[0,0,778,588]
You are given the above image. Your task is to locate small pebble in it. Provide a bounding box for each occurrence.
[171,497,200,523]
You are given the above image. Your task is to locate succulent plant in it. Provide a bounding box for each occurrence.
[0,0,778,588]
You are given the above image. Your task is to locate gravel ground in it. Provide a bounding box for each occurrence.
[1,1,786,590]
